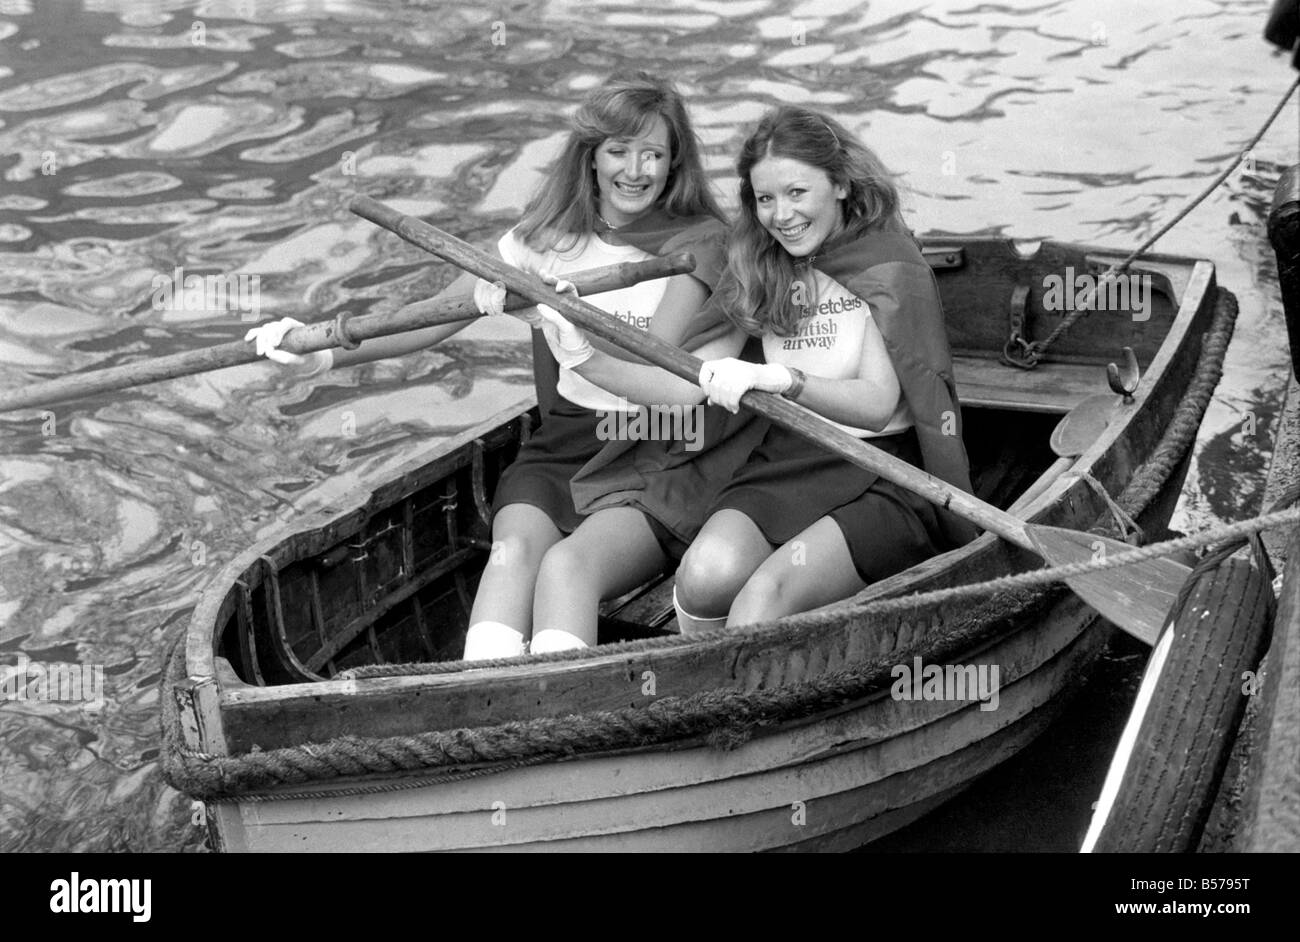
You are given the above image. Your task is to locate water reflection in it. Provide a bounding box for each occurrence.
[0,0,1292,851]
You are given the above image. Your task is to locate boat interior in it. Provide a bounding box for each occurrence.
[213,238,1199,687]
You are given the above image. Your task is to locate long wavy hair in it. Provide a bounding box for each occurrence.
[722,106,908,337]
[515,71,723,255]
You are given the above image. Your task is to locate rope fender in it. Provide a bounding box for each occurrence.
[161,288,1239,802]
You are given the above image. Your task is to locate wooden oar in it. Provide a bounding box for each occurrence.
[0,254,696,414]
[349,195,1189,645]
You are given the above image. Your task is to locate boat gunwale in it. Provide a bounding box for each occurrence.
[213,588,1105,817]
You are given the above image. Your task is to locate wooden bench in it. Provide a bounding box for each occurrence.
[599,573,680,638]
[953,353,1113,414]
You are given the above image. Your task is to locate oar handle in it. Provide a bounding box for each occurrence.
[0,254,695,414]
[349,195,1035,551]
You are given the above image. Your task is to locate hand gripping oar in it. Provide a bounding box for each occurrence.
[0,254,696,414]
[349,195,1189,645]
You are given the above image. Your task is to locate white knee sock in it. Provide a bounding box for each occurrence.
[529,628,589,654]
[463,621,525,660]
[673,586,728,635]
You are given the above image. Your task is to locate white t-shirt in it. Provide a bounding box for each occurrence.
[763,268,914,438]
[498,229,670,413]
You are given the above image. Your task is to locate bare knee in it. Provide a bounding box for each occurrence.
[729,568,794,626]
[535,539,588,593]
[490,513,560,574]
[676,537,759,617]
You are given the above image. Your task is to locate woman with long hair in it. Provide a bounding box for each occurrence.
[679,105,978,631]
[245,72,729,658]
[528,105,977,637]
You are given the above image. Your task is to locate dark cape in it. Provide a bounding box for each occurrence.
[809,228,979,548]
[526,209,727,417]
[676,226,979,549]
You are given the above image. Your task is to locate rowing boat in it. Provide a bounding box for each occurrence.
[162,237,1231,852]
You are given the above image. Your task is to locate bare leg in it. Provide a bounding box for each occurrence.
[672,509,775,632]
[531,507,670,651]
[463,503,563,660]
[727,517,866,627]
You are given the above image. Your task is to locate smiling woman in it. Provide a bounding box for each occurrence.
[593,119,671,227]
[242,70,731,660]
[752,155,847,254]
[676,106,977,632]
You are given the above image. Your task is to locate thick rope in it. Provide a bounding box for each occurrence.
[1007,75,1298,369]
[220,755,556,804]
[161,609,1020,801]
[861,504,1300,610]
[1074,469,1143,543]
[160,288,1238,800]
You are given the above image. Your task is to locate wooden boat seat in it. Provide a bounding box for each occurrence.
[953,353,1112,414]
[600,574,680,636]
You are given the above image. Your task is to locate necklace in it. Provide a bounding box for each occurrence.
[596,210,621,231]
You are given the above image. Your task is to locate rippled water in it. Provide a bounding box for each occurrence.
[0,0,1294,852]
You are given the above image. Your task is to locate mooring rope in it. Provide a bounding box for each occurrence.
[1006,74,1300,369]
[852,504,1300,613]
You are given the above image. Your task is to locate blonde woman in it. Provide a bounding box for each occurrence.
[246,72,728,658]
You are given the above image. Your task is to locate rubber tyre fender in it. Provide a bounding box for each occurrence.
[1083,555,1274,852]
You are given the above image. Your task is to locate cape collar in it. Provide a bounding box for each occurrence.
[594,205,719,256]
[799,223,923,286]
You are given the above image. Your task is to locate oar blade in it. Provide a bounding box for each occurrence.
[1026,525,1191,645]
[1050,393,1119,458]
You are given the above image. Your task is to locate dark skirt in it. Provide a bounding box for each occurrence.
[492,396,602,534]
[708,425,946,583]
[569,406,770,562]
[567,335,771,562]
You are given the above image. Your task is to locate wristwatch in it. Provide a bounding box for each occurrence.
[783,366,807,400]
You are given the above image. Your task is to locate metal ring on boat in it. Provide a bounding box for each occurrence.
[333,310,362,350]
[1001,334,1038,368]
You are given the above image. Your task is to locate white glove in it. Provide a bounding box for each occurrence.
[698,358,792,412]
[535,305,593,369]
[535,277,593,369]
[473,276,552,327]
[244,317,333,376]
[472,278,507,317]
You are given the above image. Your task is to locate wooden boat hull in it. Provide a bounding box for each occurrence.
[164,239,1225,852]
[205,599,1106,852]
